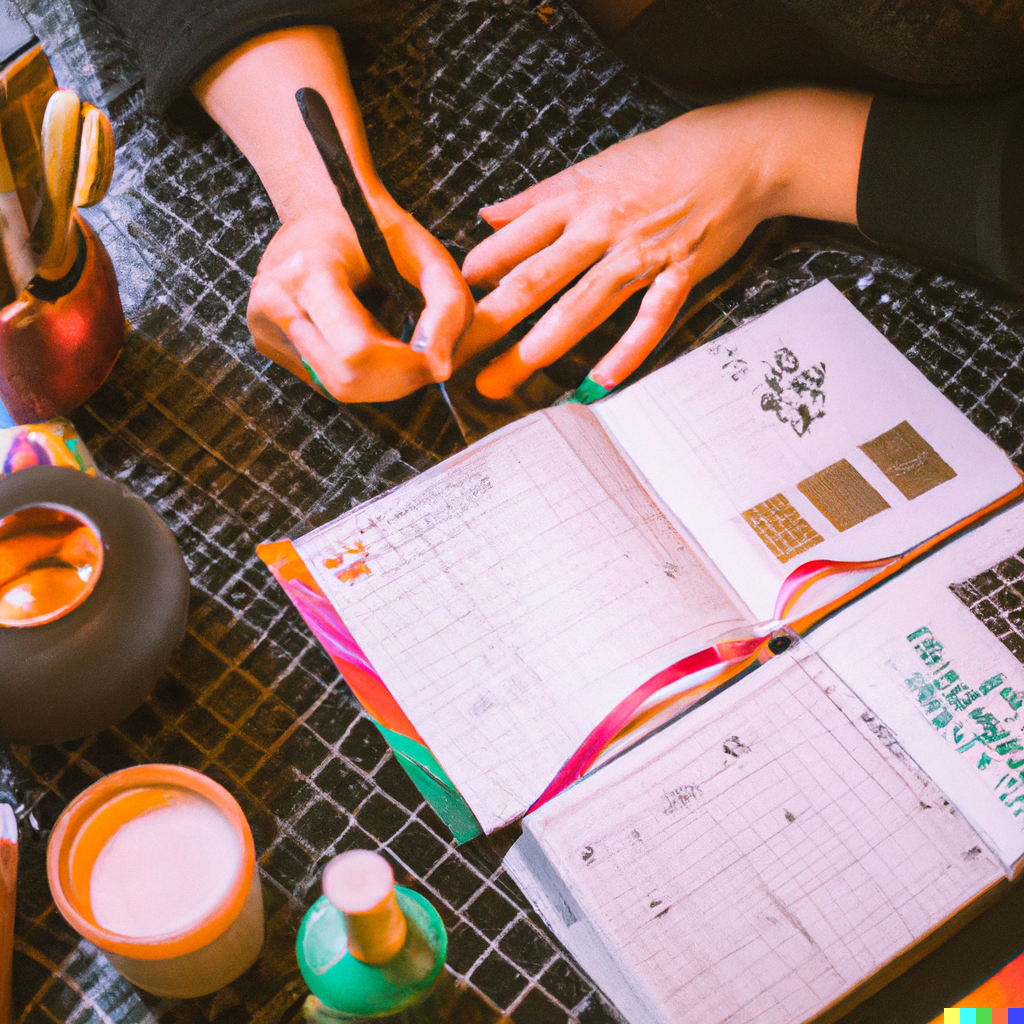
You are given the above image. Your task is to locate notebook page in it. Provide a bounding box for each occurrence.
[297,404,746,832]
[807,500,1024,874]
[595,281,1021,620]
[515,653,1002,1024]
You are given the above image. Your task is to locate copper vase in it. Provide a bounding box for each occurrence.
[0,214,123,424]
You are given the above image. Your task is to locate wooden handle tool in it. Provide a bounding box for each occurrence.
[73,104,114,210]
[0,129,34,294]
[322,850,407,965]
[33,88,82,280]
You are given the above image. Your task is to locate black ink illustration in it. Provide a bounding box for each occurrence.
[757,346,826,436]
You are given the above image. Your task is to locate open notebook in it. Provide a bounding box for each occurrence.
[507,499,1024,1024]
[259,281,1023,841]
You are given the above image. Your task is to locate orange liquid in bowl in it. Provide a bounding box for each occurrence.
[0,505,103,627]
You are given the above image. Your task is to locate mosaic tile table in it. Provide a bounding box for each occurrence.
[7,1,1024,1022]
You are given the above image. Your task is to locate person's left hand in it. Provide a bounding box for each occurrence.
[458,89,868,398]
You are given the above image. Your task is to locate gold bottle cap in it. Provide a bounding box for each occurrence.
[322,850,407,964]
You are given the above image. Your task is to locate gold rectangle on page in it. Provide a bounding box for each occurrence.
[859,420,957,500]
[742,494,824,563]
[798,459,890,532]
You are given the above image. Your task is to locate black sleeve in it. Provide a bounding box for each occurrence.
[857,89,1024,291]
[101,0,388,112]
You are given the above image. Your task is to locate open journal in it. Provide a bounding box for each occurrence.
[259,280,1023,842]
[507,499,1024,1024]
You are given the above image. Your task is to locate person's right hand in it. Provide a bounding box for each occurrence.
[247,202,472,403]
[193,26,475,404]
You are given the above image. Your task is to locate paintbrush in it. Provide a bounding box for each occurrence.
[72,104,114,211]
[295,88,424,344]
[0,129,33,294]
[0,743,19,1024]
[30,88,82,281]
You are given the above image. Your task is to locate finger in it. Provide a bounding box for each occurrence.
[248,310,307,381]
[249,274,356,394]
[475,256,655,399]
[410,257,474,380]
[456,234,608,365]
[247,279,310,380]
[588,262,692,391]
[296,270,436,401]
[294,313,436,403]
[298,265,406,350]
[463,205,566,289]
[478,180,550,228]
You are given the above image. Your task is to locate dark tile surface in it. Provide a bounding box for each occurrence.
[6,0,1024,1023]
[951,545,1024,665]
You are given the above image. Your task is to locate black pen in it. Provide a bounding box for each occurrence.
[296,88,424,347]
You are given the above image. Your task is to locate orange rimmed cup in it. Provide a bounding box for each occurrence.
[47,765,265,997]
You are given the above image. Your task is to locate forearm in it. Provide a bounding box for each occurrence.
[751,87,873,226]
[191,25,388,227]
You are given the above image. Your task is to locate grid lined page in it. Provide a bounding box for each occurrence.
[298,405,745,832]
[522,654,1001,1024]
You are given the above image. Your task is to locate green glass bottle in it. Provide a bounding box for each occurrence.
[297,850,447,1020]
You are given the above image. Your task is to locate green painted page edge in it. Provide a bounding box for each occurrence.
[376,722,482,843]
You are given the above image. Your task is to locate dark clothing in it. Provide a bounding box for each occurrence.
[613,0,1024,100]
[612,0,1024,290]
[102,0,1024,292]
[101,0,385,114]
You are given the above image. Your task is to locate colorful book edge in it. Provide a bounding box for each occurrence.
[256,539,482,843]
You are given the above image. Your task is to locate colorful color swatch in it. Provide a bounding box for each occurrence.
[928,947,1024,1024]
[943,1009,1011,1023]
[860,419,956,499]
[742,493,823,563]
[0,419,96,477]
[797,458,890,531]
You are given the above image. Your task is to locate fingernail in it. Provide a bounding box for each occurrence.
[565,376,610,405]
[409,321,428,352]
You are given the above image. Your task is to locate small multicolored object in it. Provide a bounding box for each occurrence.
[929,947,1024,1023]
[942,1010,1020,1023]
[0,417,95,476]
[297,849,446,1020]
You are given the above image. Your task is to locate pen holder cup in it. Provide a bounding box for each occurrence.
[0,215,123,424]
[47,765,265,998]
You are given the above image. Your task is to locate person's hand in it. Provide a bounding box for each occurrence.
[193,26,474,404]
[248,202,472,403]
[459,88,870,398]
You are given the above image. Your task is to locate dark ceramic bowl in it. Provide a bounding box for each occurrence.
[0,466,189,744]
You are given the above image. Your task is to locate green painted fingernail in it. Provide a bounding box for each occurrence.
[565,376,610,405]
[301,359,340,404]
